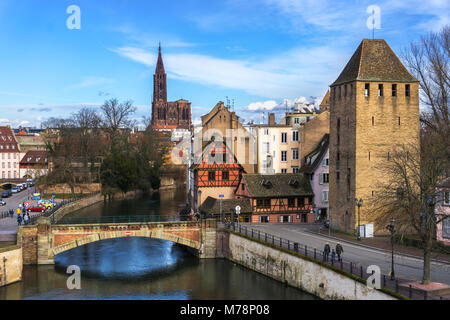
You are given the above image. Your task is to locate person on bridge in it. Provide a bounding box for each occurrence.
[331,249,336,263]
[23,213,29,225]
[9,209,14,218]
[16,207,21,216]
[323,243,331,262]
[17,214,22,226]
[336,243,344,262]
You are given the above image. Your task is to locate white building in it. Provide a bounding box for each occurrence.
[0,126,21,180]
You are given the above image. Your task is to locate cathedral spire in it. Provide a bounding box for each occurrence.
[156,42,165,74]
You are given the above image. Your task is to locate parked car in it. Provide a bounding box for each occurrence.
[27,205,46,213]
[11,187,19,193]
[0,199,6,206]
[38,200,54,210]
[1,190,12,198]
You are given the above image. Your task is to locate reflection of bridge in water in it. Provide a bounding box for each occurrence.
[22,216,217,265]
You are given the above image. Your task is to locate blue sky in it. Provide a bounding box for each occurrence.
[0,0,448,128]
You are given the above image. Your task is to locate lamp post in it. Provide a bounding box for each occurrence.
[355,198,363,240]
[197,190,202,222]
[386,218,396,280]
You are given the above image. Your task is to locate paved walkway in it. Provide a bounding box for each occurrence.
[245,223,450,286]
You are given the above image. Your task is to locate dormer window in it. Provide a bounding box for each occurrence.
[405,84,410,97]
[365,83,370,97]
[392,84,397,97]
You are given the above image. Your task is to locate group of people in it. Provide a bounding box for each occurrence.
[323,243,344,263]
[16,204,31,226]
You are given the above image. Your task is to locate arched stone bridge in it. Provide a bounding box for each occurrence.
[22,218,217,265]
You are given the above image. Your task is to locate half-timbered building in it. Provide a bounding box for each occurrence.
[235,173,315,223]
[190,139,245,212]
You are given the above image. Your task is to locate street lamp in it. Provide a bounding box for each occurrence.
[386,218,396,280]
[355,198,363,241]
[197,190,202,222]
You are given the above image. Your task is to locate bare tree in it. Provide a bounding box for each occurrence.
[100,98,136,151]
[403,25,449,164]
[372,129,448,284]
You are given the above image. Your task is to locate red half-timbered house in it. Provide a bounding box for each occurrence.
[190,140,245,212]
[235,173,315,223]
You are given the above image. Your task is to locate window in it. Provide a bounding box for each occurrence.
[443,191,450,205]
[398,117,401,126]
[323,158,329,166]
[241,184,245,191]
[443,217,450,239]
[297,197,305,206]
[322,191,329,202]
[264,129,269,135]
[292,167,299,173]
[264,143,270,153]
[372,117,375,126]
[369,152,371,161]
[264,199,271,208]
[281,132,287,143]
[281,151,287,162]
[344,85,347,97]
[288,197,295,208]
[392,84,397,97]
[292,131,299,142]
[320,173,329,184]
[292,149,299,160]
[294,118,300,124]
[281,169,287,173]
[405,84,410,97]
[208,171,216,181]
[222,171,229,181]
[378,84,383,97]
[365,83,370,97]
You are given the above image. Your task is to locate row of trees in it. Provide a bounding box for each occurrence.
[373,25,449,284]
[41,99,169,197]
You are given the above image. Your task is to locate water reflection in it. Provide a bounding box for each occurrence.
[0,188,317,300]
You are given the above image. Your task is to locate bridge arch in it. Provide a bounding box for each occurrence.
[24,218,217,264]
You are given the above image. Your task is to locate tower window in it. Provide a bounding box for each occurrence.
[378,84,383,97]
[392,84,397,97]
[372,117,374,126]
[369,152,371,161]
[365,83,370,97]
[398,117,401,126]
[405,84,410,97]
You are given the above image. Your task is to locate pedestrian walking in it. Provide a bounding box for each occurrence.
[9,209,14,218]
[336,243,344,262]
[17,215,22,226]
[23,213,29,225]
[323,243,331,262]
[16,207,21,216]
[331,249,336,263]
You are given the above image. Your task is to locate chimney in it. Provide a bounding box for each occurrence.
[268,113,275,125]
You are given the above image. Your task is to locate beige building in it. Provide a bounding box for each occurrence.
[15,134,46,153]
[200,102,256,174]
[329,39,420,233]
[253,114,301,174]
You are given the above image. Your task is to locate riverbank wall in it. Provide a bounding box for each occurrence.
[0,228,23,287]
[216,229,401,300]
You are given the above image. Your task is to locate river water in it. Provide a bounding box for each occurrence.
[0,188,316,300]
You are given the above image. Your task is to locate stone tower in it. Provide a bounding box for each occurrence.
[151,44,191,130]
[329,39,420,233]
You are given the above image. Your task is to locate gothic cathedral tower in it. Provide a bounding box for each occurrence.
[151,44,192,130]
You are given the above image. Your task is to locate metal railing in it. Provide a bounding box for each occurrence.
[225,223,449,301]
[56,215,190,225]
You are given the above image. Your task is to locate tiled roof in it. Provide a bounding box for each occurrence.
[300,134,329,173]
[200,197,252,215]
[0,126,19,153]
[20,150,48,165]
[243,173,313,198]
[331,39,418,86]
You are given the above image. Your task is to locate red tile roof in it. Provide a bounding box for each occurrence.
[0,126,19,153]
[20,150,48,165]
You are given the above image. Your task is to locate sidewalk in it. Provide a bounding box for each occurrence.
[310,228,450,264]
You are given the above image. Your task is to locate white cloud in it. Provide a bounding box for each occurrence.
[247,101,278,111]
[113,45,345,99]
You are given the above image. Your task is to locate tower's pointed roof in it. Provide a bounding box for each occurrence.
[155,43,165,74]
[331,39,418,86]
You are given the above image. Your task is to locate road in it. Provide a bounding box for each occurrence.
[246,223,450,285]
[0,188,47,238]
